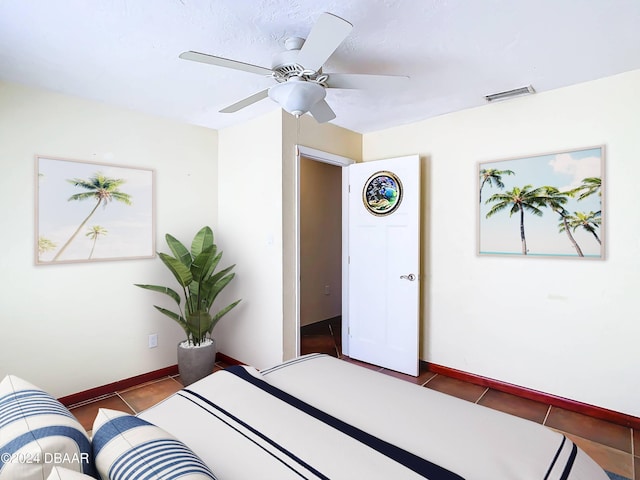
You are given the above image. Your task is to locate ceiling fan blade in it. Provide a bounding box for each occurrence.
[179,51,273,76]
[219,89,270,113]
[296,13,353,73]
[308,99,336,123]
[326,73,410,90]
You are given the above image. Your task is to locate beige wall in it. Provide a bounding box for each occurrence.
[363,69,640,417]
[217,110,361,367]
[0,81,218,398]
[216,110,285,369]
[0,81,360,394]
[4,70,637,417]
[299,157,342,327]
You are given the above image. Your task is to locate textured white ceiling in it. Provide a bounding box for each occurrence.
[1,0,639,133]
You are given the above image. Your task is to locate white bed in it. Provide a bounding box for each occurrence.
[139,353,609,479]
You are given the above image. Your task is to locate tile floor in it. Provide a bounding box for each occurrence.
[67,319,637,479]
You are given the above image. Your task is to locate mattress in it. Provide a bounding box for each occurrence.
[139,354,608,479]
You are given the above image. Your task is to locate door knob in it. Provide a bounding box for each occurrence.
[400,274,416,281]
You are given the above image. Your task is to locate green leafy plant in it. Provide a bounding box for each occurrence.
[135,226,241,346]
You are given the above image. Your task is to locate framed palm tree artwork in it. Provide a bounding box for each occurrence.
[478,146,604,259]
[35,155,155,264]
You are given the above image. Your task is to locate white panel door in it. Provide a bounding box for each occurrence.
[347,155,420,376]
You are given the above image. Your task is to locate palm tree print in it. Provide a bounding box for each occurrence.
[485,185,549,255]
[479,147,603,257]
[52,173,131,261]
[86,225,109,259]
[38,237,57,256]
[540,187,583,257]
[560,211,601,245]
[479,168,514,203]
[570,177,601,201]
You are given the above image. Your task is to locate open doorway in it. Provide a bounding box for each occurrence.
[299,155,342,357]
[296,147,354,358]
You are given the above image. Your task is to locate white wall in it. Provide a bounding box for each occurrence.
[216,110,285,369]
[0,81,218,398]
[363,70,640,417]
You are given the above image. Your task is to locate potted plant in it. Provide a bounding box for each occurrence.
[135,226,241,386]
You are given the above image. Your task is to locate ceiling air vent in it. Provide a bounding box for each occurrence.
[485,85,535,103]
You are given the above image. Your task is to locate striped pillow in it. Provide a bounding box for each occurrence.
[0,375,94,480]
[47,466,97,479]
[92,409,217,480]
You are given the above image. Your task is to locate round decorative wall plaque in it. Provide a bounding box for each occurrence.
[362,171,403,216]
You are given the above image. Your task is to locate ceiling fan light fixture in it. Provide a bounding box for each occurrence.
[268,78,326,116]
[485,85,535,103]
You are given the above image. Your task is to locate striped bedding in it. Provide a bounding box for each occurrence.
[139,354,609,479]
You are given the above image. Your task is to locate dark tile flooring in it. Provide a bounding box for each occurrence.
[67,319,637,479]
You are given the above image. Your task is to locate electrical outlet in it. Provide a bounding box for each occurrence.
[148,333,158,348]
[324,284,330,295]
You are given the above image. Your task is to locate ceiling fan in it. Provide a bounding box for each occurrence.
[179,12,409,123]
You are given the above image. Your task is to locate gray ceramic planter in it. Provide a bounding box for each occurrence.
[177,338,217,386]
